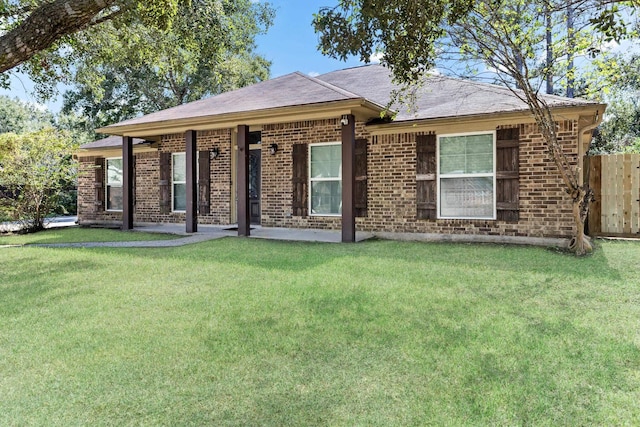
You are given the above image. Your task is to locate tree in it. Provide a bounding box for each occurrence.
[0,129,77,231]
[314,0,634,255]
[313,0,475,84]
[0,0,187,74]
[0,96,54,133]
[0,98,90,224]
[591,54,640,153]
[62,0,273,129]
[591,94,640,153]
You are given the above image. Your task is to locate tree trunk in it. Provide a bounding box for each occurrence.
[569,186,593,255]
[566,2,575,98]
[0,0,118,73]
[545,3,553,94]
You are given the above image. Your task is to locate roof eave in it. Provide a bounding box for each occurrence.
[97,99,387,138]
[366,103,606,134]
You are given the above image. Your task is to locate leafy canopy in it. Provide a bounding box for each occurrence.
[62,0,273,130]
[313,0,474,84]
[0,129,77,230]
[314,0,637,90]
[0,0,189,75]
[0,96,54,134]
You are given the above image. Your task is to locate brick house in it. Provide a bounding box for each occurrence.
[76,64,605,243]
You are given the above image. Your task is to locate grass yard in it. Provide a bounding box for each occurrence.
[1,236,639,425]
[0,227,179,245]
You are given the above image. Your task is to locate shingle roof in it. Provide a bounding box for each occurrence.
[80,135,148,149]
[99,64,600,133]
[317,65,599,122]
[103,72,370,129]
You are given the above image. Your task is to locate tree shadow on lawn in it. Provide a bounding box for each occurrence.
[113,237,354,273]
[351,238,626,281]
[0,257,100,317]
[83,236,628,282]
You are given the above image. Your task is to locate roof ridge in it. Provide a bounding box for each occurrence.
[293,71,363,99]
[429,74,596,104]
[317,63,386,77]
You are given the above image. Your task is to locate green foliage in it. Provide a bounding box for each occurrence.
[313,0,475,83]
[592,91,640,153]
[57,0,273,129]
[314,0,636,95]
[0,96,54,133]
[591,54,640,153]
[54,110,96,147]
[589,2,639,45]
[0,129,78,231]
[1,1,189,83]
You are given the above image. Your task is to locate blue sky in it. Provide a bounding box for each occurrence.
[255,1,364,77]
[0,1,366,113]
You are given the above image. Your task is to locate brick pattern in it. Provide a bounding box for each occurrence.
[78,119,578,238]
[260,119,577,238]
[77,129,232,225]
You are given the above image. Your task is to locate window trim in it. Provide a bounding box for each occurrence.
[105,157,123,212]
[308,141,342,217]
[172,152,186,213]
[436,131,497,220]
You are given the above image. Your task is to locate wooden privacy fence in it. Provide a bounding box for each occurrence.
[587,154,640,237]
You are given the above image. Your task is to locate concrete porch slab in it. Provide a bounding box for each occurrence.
[132,222,374,244]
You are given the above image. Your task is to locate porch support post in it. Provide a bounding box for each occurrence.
[341,114,356,243]
[122,136,134,230]
[186,130,198,233]
[237,125,250,236]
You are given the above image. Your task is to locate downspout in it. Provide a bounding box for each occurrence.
[577,109,603,186]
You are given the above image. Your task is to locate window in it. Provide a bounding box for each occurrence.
[438,132,495,219]
[172,153,186,212]
[172,152,201,212]
[309,143,341,215]
[106,157,123,211]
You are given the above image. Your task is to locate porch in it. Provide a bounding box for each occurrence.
[115,117,361,242]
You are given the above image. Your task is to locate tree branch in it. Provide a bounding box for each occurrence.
[0,0,120,73]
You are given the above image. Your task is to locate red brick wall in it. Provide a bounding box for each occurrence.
[260,119,577,239]
[77,156,121,224]
[158,130,232,224]
[78,119,578,239]
[77,129,233,226]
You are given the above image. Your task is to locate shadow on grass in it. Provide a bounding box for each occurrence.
[117,236,626,282]
[120,237,351,273]
[357,238,625,281]
[0,257,100,317]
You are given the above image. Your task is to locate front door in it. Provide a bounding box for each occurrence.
[249,149,261,224]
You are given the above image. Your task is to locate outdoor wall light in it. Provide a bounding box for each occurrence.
[269,143,278,155]
[210,147,220,159]
[340,114,349,126]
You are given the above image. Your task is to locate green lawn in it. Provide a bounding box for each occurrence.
[0,227,179,245]
[1,237,639,425]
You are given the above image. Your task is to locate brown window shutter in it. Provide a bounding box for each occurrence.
[416,134,437,220]
[132,155,136,207]
[159,152,171,214]
[292,144,308,217]
[355,138,368,217]
[198,150,211,214]
[496,128,520,222]
[94,157,105,211]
